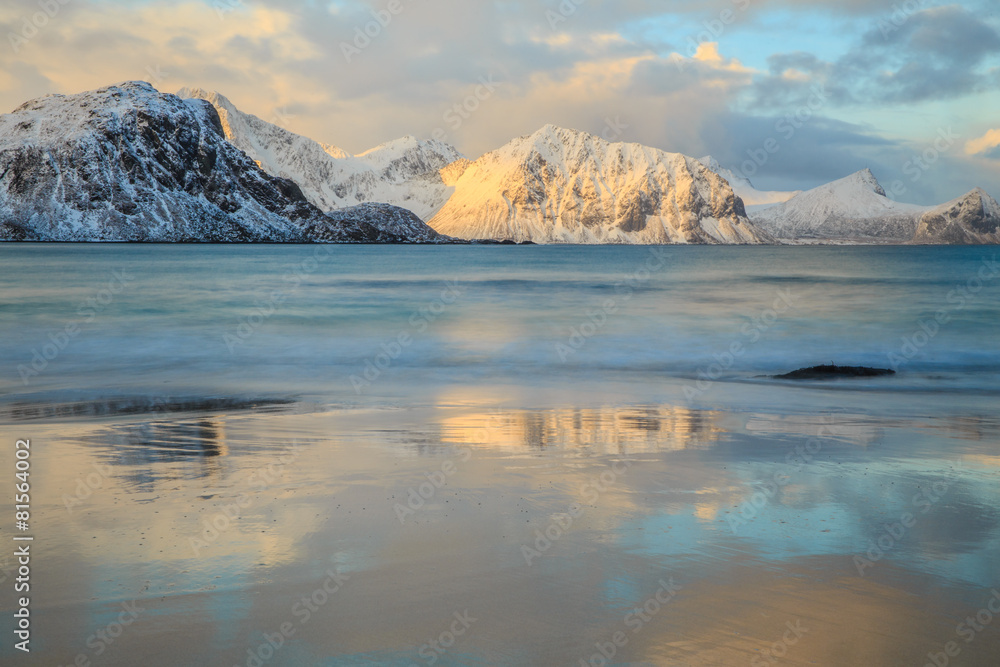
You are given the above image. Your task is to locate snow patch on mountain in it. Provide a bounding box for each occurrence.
[749,169,930,242]
[429,125,773,244]
[697,156,799,207]
[177,88,465,221]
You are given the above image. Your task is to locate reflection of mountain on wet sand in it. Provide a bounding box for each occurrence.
[94,419,228,463]
[439,405,727,454]
[2,396,295,422]
[80,419,234,491]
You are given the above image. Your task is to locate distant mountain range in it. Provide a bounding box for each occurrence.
[0,81,997,244]
[745,169,1000,245]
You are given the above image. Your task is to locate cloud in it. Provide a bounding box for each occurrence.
[747,5,1000,108]
[0,0,997,203]
[862,4,1000,66]
[701,111,900,191]
[628,43,753,96]
[965,128,1000,157]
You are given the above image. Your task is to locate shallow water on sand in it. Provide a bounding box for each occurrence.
[0,245,998,666]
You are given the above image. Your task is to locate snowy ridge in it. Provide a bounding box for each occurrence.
[749,169,930,242]
[0,82,446,242]
[697,156,799,207]
[357,135,464,181]
[912,188,1000,244]
[429,125,773,244]
[177,88,464,221]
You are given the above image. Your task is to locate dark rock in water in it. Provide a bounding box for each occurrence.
[469,238,534,245]
[774,365,896,380]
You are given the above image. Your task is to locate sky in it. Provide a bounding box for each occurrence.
[1,0,999,204]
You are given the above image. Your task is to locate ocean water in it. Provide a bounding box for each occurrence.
[0,244,998,666]
[3,244,999,404]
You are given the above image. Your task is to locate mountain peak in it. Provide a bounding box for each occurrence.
[525,124,591,142]
[177,87,233,108]
[913,187,1000,243]
[357,134,436,156]
[845,168,885,196]
[749,166,930,242]
[957,187,1000,217]
[99,80,159,95]
[355,136,465,184]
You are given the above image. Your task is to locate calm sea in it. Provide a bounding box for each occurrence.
[2,244,999,405]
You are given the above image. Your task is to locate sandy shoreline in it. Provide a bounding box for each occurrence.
[2,376,998,666]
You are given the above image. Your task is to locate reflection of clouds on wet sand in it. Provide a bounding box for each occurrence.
[3,394,999,665]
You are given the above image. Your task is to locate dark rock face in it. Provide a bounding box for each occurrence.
[308,202,446,243]
[912,189,1000,245]
[0,81,444,243]
[774,365,896,380]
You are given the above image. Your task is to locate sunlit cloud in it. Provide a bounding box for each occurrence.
[0,0,997,202]
[965,128,1000,157]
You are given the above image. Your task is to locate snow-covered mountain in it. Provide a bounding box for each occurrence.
[177,88,464,221]
[697,156,798,208]
[428,125,773,244]
[749,169,929,242]
[912,188,1000,244]
[0,82,446,242]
